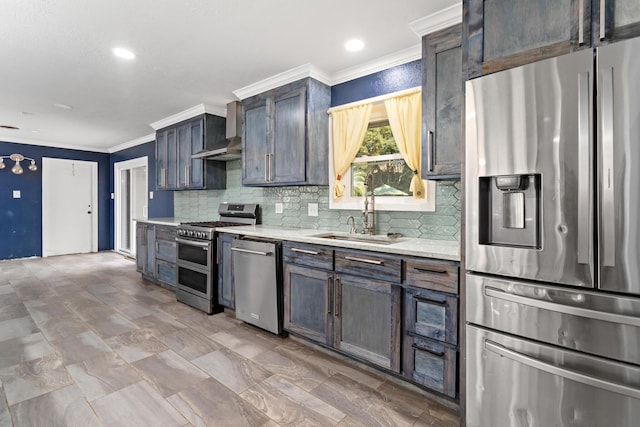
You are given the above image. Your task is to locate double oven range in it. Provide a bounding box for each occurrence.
[175,203,259,314]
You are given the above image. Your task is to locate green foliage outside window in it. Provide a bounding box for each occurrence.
[351,122,414,197]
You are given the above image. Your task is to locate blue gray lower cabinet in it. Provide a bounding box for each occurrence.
[136,222,177,292]
[217,233,237,309]
[282,240,460,399]
[403,333,457,398]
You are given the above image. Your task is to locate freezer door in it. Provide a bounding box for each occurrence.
[466,273,640,365]
[466,325,640,427]
[597,37,640,295]
[465,49,594,287]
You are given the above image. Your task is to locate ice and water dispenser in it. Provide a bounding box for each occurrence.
[478,174,541,249]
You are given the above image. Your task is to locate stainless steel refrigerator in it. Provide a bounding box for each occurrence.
[465,36,640,426]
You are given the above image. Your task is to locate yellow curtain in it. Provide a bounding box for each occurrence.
[384,89,425,199]
[330,103,372,199]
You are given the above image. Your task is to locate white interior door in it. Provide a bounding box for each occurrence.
[114,157,148,255]
[42,158,98,257]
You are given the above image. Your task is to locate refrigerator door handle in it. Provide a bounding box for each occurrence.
[484,286,640,327]
[485,340,640,400]
[577,72,591,265]
[601,67,615,267]
[484,339,640,399]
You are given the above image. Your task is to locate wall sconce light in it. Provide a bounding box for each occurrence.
[0,154,38,175]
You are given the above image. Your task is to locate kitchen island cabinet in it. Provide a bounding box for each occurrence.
[241,77,330,186]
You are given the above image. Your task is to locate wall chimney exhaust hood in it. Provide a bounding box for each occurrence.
[192,101,242,161]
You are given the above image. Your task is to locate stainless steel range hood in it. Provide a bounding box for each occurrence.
[192,101,242,161]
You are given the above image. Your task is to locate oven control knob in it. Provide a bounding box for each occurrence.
[199,232,205,238]
[188,231,194,237]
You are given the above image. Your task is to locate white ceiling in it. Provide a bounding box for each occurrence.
[0,0,459,152]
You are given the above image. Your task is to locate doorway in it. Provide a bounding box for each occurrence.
[42,158,98,257]
[114,157,148,256]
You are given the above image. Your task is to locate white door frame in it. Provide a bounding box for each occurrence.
[114,156,148,255]
[42,157,99,257]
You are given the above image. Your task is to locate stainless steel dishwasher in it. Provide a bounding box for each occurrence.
[231,237,283,335]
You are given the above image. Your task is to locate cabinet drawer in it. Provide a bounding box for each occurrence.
[405,286,458,345]
[155,225,176,241]
[284,242,333,270]
[156,238,177,263]
[403,334,457,398]
[334,249,401,283]
[156,260,176,288]
[404,258,458,294]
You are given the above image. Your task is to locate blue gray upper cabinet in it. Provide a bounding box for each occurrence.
[156,114,227,190]
[422,24,463,180]
[464,0,640,78]
[242,78,330,186]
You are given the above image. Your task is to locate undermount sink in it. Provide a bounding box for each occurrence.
[310,232,404,245]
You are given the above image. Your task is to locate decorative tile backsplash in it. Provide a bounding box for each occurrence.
[174,160,461,241]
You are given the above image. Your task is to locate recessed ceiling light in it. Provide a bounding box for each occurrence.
[53,103,73,110]
[344,39,364,52]
[113,47,136,60]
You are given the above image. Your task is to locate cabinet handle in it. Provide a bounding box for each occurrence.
[334,278,341,317]
[344,255,384,266]
[414,294,447,305]
[265,154,269,182]
[427,131,434,172]
[413,266,448,275]
[600,0,606,40]
[412,343,445,358]
[186,165,190,185]
[268,153,273,181]
[327,276,332,314]
[291,248,320,255]
[578,0,584,45]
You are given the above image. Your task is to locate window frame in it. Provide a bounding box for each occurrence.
[329,92,436,213]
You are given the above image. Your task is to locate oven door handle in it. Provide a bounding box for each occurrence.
[175,238,210,249]
[485,340,640,400]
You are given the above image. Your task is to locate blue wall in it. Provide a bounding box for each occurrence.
[330,60,421,107]
[109,141,173,249]
[0,140,110,260]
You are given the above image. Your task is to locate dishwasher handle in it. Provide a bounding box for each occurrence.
[230,247,273,256]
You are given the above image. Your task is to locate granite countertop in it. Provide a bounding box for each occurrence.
[214,225,460,261]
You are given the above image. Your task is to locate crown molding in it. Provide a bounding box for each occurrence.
[233,63,332,100]
[149,103,226,130]
[409,3,462,37]
[109,133,156,153]
[330,44,422,85]
[0,135,108,153]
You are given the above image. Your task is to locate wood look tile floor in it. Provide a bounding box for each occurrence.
[0,252,459,427]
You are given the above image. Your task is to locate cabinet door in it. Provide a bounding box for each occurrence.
[403,334,457,398]
[176,122,191,189]
[156,260,176,290]
[405,286,458,345]
[283,264,333,345]
[136,223,146,273]
[217,233,236,309]
[271,87,306,184]
[189,118,205,188]
[334,273,401,372]
[422,24,463,179]
[144,224,156,276]
[242,97,270,185]
[156,131,168,189]
[465,0,589,77]
[594,0,640,44]
[166,128,178,189]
